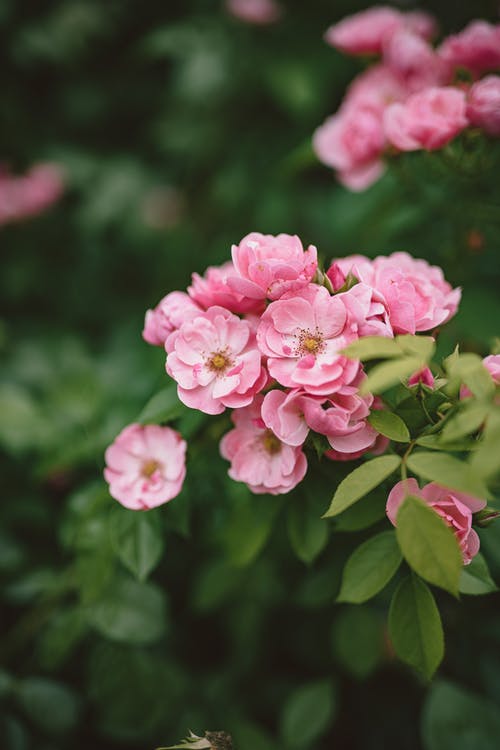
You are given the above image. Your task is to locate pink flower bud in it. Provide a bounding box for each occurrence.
[467,75,500,136]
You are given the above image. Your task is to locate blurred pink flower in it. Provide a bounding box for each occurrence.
[384,86,468,151]
[438,21,500,75]
[104,423,187,510]
[467,75,500,136]
[387,478,486,564]
[166,306,266,415]
[460,354,500,398]
[382,29,451,92]
[0,163,64,226]
[220,396,307,495]
[226,0,282,25]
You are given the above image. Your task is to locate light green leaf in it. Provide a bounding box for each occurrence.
[415,434,477,452]
[109,507,164,581]
[280,680,336,749]
[368,410,410,442]
[337,530,402,603]
[397,335,435,360]
[342,337,402,361]
[441,401,489,442]
[360,356,424,395]
[138,384,185,424]
[407,451,490,499]
[470,408,500,479]
[287,501,329,564]
[324,455,401,518]
[396,495,462,596]
[446,352,495,400]
[459,552,498,595]
[388,574,444,680]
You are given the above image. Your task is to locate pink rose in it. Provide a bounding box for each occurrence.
[336,252,460,334]
[339,282,394,339]
[228,232,317,301]
[438,21,500,75]
[257,284,359,396]
[386,478,486,564]
[384,86,468,151]
[166,306,266,415]
[382,29,451,92]
[188,261,264,314]
[104,423,187,510]
[313,105,386,191]
[467,76,500,136]
[460,354,500,398]
[226,0,282,25]
[326,431,389,462]
[220,396,307,495]
[408,366,435,388]
[344,64,409,113]
[404,11,438,41]
[143,291,202,350]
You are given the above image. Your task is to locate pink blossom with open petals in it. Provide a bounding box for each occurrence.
[460,354,500,398]
[188,261,264,314]
[344,64,409,112]
[166,306,266,415]
[383,29,451,92]
[384,87,468,151]
[220,396,307,495]
[467,76,500,136]
[104,423,187,510]
[257,284,359,396]
[143,292,202,350]
[336,252,461,334]
[228,232,317,301]
[386,479,486,564]
[438,21,500,75]
[324,6,404,56]
[313,105,386,191]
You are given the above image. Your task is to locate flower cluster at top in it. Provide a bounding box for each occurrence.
[313,7,500,190]
[0,163,64,226]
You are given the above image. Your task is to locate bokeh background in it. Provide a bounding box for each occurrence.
[1,1,500,748]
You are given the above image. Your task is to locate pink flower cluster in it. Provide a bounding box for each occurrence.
[387,478,486,563]
[0,163,64,226]
[136,233,460,498]
[314,7,500,190]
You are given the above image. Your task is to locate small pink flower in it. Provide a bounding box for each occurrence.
[313,105,386,191]
[143,292,202,350]
[104,423,187,510]
[220,396,307,495]
[324,6,404,56]
[257,284,359,396]
[228,232,317,301]
[438,21,500,75]
[335,252,460,334]
[408,366,435,388]
[467,75,500,136]
[460,354,500,398]
[0,163,64,225]
[383,29,451,92]
[166,306,266,415]
[188,260,264,314]
[339,282,394,339]
[386,478,486,564]
[384,86,468,151]
[226,0,282,25]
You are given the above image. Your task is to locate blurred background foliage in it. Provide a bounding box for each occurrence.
[1,0,500,748]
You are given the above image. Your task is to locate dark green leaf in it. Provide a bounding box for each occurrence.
[332,606,384,679]
[138,384,185,424]
[109,506,164,581]
[15,678,79,733]
[280,680,336,748]
[287,501,329,564]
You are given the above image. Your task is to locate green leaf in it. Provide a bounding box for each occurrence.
[343,336,402,361]
[86,575,167,644]
[360,356,424,395]
[138,384,185,424]
[397,335,435,360]
[287,501,329,564]
[334,492,387,532]
[337,530,402,603]
[446,352,495,400]
[388,574,444,680]
[221,491,281,567]
[15,678,79,733]
[407,451,490,499]
[470,408,500,479]
[280,680,336,749]
[415,434,477,452]
[331,606,384,679]
[441,401,489,442]
[459,552,498,595]
[396,495,462,596]
[109,507,164,581]
[324,455,401,517]
[368,411,410,442]
[422,680,500,750]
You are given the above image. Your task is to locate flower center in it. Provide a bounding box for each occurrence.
[207,347,233,374]
[141,459,161,479]
[295,328,324,357]
[262,429,282,455]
